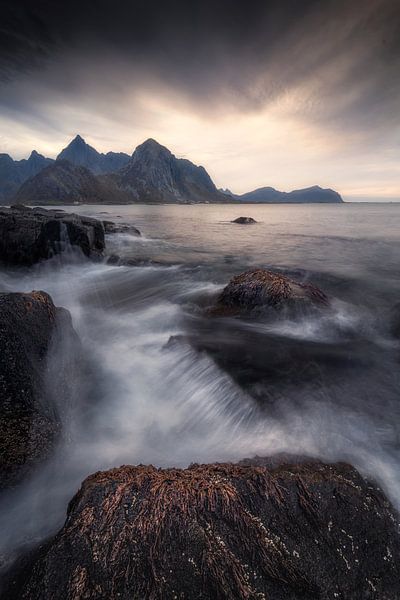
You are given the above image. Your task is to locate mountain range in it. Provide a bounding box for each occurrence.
[223,185,343,203]
[0,150,53,201]
[0,136,343,205]
[14,160,129,205]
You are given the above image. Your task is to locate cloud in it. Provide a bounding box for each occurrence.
[0,0,399,197]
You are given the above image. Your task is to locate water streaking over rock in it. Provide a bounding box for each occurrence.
[0,203,399,594]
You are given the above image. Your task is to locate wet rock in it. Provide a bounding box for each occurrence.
[105,254,142,267]
[0,205,105,265]
[102,220,141,236]
[232,216,257,224]
[0,291,80,490]
[7,459,400,599]
[165,320,370,407]
[390,302,400,338]
[106,253,121,265]
[212,268,329,316]
[106,254,166,268]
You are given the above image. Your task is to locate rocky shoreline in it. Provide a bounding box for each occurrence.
[0,206,399,599]
[0,205,105,265]
[0,291,81,491]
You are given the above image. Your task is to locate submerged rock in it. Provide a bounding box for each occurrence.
[0,291,80,490]
[231,216,257,224]
[102,220,141,236]
[105,254,141,267]
[6,459,400,599]
[0,205,105,265]
[212,268,329,315]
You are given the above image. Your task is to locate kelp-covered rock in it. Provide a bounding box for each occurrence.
[0,291,80,489]
[8,460,400,599]
[213,268,329,315]
[0,205,105,265]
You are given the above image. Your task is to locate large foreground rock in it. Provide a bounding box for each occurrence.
[0,291,80,489]
[0,205,105,265]
[212,268,329,316]
[6,459,400,599]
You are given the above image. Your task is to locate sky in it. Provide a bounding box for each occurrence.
[0,0,399,199]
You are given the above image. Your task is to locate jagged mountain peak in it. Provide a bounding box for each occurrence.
[28,150,48,162]
[133,138,171,159]
[58,135,97,157]
[57,136,129,175]
[118,139,227,203]
[70,134,86,145]
[140,138,162,148]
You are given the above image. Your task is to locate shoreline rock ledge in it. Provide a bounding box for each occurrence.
[0,291,81,490]
[0,205,105,265]
[4,459,400,599]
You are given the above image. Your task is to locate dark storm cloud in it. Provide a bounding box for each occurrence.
[0,0,399,150]
[0,0,317,98]
[0,0,301,74]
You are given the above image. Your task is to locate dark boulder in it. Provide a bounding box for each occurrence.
[168,320,362,406]
[231,216,257,224]
[390,302,400,338]
[212,268,329,316]
[0,291,80,490]
[106,253,121,265]
[0,205,105,265]
[7,459,400,599]
[102,220,141,236]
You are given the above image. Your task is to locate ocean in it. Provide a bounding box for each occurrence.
[1,202,400,561]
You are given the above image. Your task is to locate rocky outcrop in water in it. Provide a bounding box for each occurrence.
[212,268,329,315]
[232,216,257,224]
[0,205,105,265]
[102,220,141,236]
[0,291,80,490]
[5,459,400,599]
